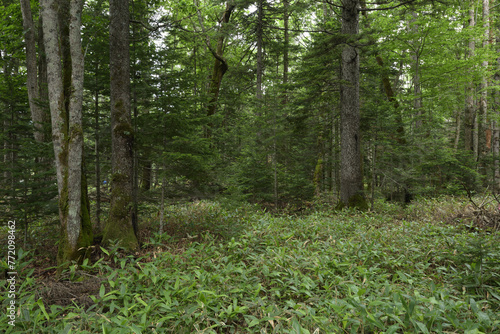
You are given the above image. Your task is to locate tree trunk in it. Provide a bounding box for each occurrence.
[493,119,499,190]
[141,163,152,191]
[159,172,166,234]
[339,0,366,209]
[494,4,500,190]
[20,0,46,143]
[409,11,423,129]
[481,0,490,156]
[44,0,66,232]
[42,0,92,268]
[104,0,139,250]
[94,62,101,232]
[38,13,49,125]
[465,2,476,154]
[256,0,264,101]
[207,2,235,117]
[282,0,289,104]
[454,107,461,150]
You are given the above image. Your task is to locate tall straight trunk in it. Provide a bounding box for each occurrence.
[465,2,476,154]
[282,0,289,104]
[410,11,423,129]
[142,162,152,190]
[42,0,92,267]
[38,14,49,120]
[493,118,499,190]
[254,0,264,147]
[43,0,65,223]
[20,0,46,143]
[330,107,339,195]
[339,0,366,209]
[271,0,289,206]
[370,138,377,211]
[454,108,461,150]
[159,171,166,234]
[132,0,138,240]
[104,0,139,250]
[132,82,139,238]
[494,3,500,190]
[256,0,264,101]
[94,62,101,231]
[481,0,490,155]
[67,0,86,258]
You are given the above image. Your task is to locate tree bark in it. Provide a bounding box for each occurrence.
[409,11,423,129]
[494,0,500,190]
[42,0,92,268]
[339,0,366,209]
[465,2,476,154]
[256,0,264,101]
[104,0,139,250]
[20,0,46,143]
[141,163,152,190]
[481,0,490,156]
[282,0,289,104]
[94,62,101,232]
[207,2,235,117]
[67,0,86,258]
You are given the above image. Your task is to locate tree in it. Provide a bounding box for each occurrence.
[409,10,423,129]
[480,0,489,158]
[256,0,264,101]
[102,0,139,250]
[41,0,92,267]
[465,0,476,155]
[20,0,47,143]
[339,0,367,209]
[201,1,235,119]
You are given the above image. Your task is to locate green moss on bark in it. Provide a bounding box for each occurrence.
[102,218,139,250]
[69,123,83,140]
[102,172,139,251]
[113,122,134,139]
[336,192,369,211]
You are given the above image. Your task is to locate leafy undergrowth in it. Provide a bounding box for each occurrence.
[1,199,500,333]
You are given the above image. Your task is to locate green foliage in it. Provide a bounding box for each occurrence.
[3,198,499,333]
[154,200,248,241]
[447,233,500,295]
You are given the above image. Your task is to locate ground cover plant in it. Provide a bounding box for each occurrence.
[1,198,499,333]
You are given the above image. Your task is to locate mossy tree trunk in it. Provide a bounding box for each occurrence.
[41,0,92,268]
[103,0,139,250]
[339,0,367,210]
[20,0,47,143]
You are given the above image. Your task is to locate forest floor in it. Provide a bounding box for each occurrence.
[1,196,500,333]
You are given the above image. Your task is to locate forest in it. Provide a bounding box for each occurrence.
[1,0,500,332]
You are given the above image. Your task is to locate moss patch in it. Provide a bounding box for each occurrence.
[102,172,139,251]
[336,192,369,211]
[113,122,134,139]
[102,219,139,251]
